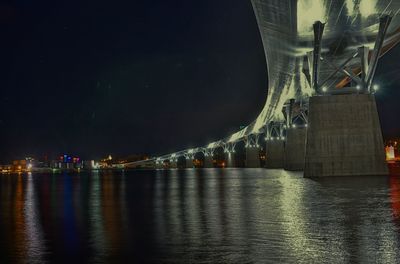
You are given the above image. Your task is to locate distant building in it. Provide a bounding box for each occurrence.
[386,139,399,161]
[51,154,83,170]
[12,160,27,172]
[386,146,395,161]
[83,160,99,170]
[0,165,12,173]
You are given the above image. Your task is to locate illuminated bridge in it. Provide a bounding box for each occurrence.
[125,0,400,177]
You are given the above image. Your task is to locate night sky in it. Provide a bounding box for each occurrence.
[1,0,399,162]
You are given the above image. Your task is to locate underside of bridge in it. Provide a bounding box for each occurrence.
[124,1,400,177]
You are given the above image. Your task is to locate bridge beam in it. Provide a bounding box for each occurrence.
[304,94,388,177]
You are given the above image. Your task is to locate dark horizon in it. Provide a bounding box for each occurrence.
[1,0,400,163]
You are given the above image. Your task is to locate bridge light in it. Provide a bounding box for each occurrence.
[292,124,296,128]
[322,86,327,93]
[305,124,308,128]
[373,84,379,91]
[356,85,361,90]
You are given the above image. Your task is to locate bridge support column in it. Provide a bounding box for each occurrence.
[304,94,388,177]
[155,161,163,169]
[284,127,306,171]
[169,160,177,169]
[245,147,260,168]
[265,140,284,168]
[204,156,213,168]
[185,158,193,168]
[224,152,235,168]
[223,143,236,168]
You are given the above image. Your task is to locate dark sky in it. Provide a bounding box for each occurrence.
[1,0,399,162]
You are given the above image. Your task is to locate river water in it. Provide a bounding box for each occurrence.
[0,169,400,263]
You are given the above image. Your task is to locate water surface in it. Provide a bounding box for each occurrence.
[1,169,400,263]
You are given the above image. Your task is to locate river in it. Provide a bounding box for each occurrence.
[0,169,399,263]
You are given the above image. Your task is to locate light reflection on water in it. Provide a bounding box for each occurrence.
[24,173,46,263]
[0,169,400,263]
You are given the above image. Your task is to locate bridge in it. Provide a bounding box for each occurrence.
[125,0,400,177]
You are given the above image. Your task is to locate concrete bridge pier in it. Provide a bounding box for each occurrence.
[304,94,388,177]
[284,127,306,171]
[169,160,178,169]
[185,157,194,168]
[265,140,284,168]
[204,155,214,168]
[224,143,236,168]
[245,146,260,168]
[224,152,236,168]
[155,161,163,169]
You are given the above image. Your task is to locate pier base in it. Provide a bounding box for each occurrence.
[304,94,388,177]
[224,153,236,168]
[185,159,193,169]
[284,128,306,171]
[245,147,261,168]
[204,156,214,168]
[170,161,177,169]
[265,141,284,168]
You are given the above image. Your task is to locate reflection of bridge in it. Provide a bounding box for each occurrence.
[125,0,400,177]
